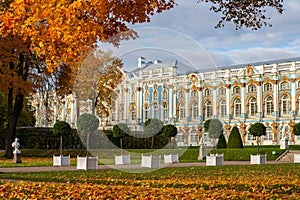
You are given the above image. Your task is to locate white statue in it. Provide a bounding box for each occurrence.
[12,138,21,154]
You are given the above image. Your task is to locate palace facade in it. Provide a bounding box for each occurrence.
[33,56,300,146]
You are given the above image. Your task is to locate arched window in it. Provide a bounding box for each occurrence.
[131,92,136,102]
[153,91,158,101]
[144,106,149,120]
[263,127,273,141]
[179,103,185,120]
[204,89,211,97]
[219,100,226,118]
[218,87,226,95]
[249,97,257,117]
[162,90,168,100]
[191,90,198,98]
[192,102,199,120]
[281,95,290,115]
[265,96,273,116]
[153,104,158,119]
[298,81,300,89]
[264,83,272,92]
[178,91,185,99]
[162,104,168,120]
[234,98,241,117]
[205,101,212,119]
[130,106,136,121]
[248,84,256,93]
[190,129,198,143]
[145,92,150,101]
[176,130,185,143]
[233,86,240,95]
[280,82,289,90]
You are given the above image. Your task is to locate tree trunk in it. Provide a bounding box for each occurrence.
[6,89,24,159]
[60,135,62,155]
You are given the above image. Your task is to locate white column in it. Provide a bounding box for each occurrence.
[173,89,177,117]
[274,78,278,114]
[185,86,189,120]
[241,81,245,115]
[226,84,231,116]
[292,74,296,112]
[257,82,262,114]
[199,89,203,117]
[124,88,128,121]
[213,85,217,117]
[169,87,173,118]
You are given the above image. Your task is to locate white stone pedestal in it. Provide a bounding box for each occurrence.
[141,155,161,168]
[76,156,98,170]
[294,154,300,163]
[53,155,70,166]
[250,154,266,165]
[164,154,179,164]
[206,154,223,166]
[115,155,131,165]
[280,138,289,149]
[13,153,22,163]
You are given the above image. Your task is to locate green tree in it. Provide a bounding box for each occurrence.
[204,119,223,153]
[293,122,300,137]
[53,121,71,155]
[144,118,164,149]
[227,127,244,148]
[217,133,227,149]
[77,113,99,153]
[248,122,266,154]
[162,124,178,149]
[112,123,130,149]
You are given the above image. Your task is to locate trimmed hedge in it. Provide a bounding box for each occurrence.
[227,127,244,148]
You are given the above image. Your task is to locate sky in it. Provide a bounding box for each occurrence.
[100,0,300,72]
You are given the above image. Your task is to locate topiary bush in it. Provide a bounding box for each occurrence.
[217,133,227,149]
[227,126,244,148]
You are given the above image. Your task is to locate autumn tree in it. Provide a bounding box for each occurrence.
[199,0,284,30]
[74,50,123,117]
[0,0,175,158]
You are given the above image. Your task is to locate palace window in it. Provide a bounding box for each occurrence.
[263,127,273,141]
[145,92,150,102]
[249,97,257,117]
[120,93,125,102]
[153,104,158,119]
[163,104,168,120]
[247,132,256,141]
[179,103,185,120]
[233,86,240,95]
[178,91,185,99]
[265,96,273,116]
[162,90,168,101]
[219,100,226,118]
[205,101,213,119]
[280,82,289,90]
[298,81,300,89]
[191,90,198,98]
[192,102,199,120]
[281,95,290,115]
[177,130,184,143]
[234,98,241,117]
[153,91,158,101]
[264,83,272,92]
[130,107,136,121]
[144,106,149,120]
[248,84,256,93]
[190,129,198,143]
[204,89,212,97]
[131,92,136,102]
[218,87,226,96]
